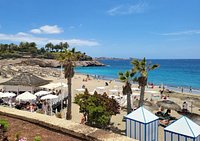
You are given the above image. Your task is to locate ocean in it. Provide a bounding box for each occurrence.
[75,59,200,94]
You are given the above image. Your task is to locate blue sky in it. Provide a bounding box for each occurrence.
[0,0,200,59]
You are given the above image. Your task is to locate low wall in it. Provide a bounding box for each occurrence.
[0,107,137,141]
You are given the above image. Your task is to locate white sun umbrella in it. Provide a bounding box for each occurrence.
[0,92,16,108]
[0,92,16,98]
[16,91,37,101]
[131,87,140,91]
[34,91,51,97]
[41,94,58,116]
[0,92,4,97]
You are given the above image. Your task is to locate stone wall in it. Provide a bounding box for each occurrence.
[0,107,137,141]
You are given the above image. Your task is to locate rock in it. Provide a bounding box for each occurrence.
[74,61,105,67]
[0,58,105,68]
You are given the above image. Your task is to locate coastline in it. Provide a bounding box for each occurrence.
[0,69,200,141]
[75,71,200,95]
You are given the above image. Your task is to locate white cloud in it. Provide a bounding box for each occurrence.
[161,30,200,36]
[0,32,99,47]
[30,29,41,34]
[107,2,148,16]
[30,25,63,34]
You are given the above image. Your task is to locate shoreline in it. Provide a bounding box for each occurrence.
[0,69,200,141]
[75,71,200,95]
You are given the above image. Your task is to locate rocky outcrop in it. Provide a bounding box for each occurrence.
[74,61,105,67]
[0,58,105,68]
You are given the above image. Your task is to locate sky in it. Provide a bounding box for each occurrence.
[0,0,200,59]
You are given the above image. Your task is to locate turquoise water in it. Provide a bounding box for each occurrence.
[75,59,200,90]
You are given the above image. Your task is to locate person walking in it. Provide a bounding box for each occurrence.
[189,86,192,93]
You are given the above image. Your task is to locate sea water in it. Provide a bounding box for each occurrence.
[75,59,200,93]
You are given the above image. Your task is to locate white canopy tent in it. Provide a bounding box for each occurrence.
[41,94,58,116]
[34,91,51,96]
[41,94,58,100]
[164,116,200,141]
[40,82,67,89]
[40,82,68,98]
[124,106,159,141]
[16,91,36,101]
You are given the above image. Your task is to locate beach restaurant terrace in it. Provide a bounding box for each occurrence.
[0,72,51,93]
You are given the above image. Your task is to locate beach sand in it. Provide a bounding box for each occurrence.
[1,73,200,141]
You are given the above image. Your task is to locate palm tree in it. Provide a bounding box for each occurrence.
[63,50,75,120]
[45,42,54,52]
[131,57,159,107]
[118,71,135,114]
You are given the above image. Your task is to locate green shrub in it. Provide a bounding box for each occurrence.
[0,119,9,131]
[34,136,41,141]
[74,91,120,128]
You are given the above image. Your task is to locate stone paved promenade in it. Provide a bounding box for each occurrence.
[0,107,137,141]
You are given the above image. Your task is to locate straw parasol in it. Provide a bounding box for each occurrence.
[132,100,159,111]
[179,112,200,126]
[156,100,181,111]
[180,97,200,103]
[0,72,51,87]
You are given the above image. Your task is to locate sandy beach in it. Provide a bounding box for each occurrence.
[1,71,200,141]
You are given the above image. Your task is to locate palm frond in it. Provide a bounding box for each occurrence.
[119,75,126,81]
[125,71,130,78]
[151,64,159,70]
[118,72,124,76]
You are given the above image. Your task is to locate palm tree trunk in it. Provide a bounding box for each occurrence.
[127,93,132,114]
[138,86,145,107]
[66,77,72,120]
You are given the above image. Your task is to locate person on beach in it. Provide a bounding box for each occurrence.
[80,113,87,124]
[189,86,192,93]
[181,87,184,93]
[182,101,188,113]
[105,82,109,86]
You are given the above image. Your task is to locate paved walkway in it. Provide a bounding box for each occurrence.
[0,106,137,141]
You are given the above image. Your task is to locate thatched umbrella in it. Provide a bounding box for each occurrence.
[179,112,200,126]
[0,72,51,87]
[156,100,181,111]
[132,100,159,111]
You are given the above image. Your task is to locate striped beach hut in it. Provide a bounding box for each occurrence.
[164,116,200,141]
[124,106,159,141]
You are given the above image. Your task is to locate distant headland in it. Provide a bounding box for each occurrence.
[95,57,135,60]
